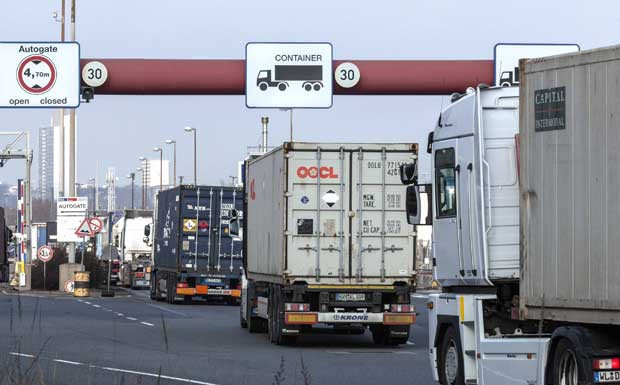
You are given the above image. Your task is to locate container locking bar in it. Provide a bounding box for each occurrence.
[338,147,345,282]
[315,147,322,281]
[356,148,364,282]
[380,148,387,281]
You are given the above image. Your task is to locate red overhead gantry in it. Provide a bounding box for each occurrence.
[80,59,494,95]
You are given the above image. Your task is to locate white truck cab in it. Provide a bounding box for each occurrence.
[402,86,549,385]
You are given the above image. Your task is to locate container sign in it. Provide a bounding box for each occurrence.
[534,86,566,132]
[245,42,333,108]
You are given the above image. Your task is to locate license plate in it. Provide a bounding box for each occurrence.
[135,280,147,286]
[207,289,231,295]
[202,278,222,284]
[335,293,365,301]
[596,370,620,383]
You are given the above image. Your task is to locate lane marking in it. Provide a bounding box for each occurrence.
[93,304,101,308]
[116,313,124,316]
[406,341,415,345]
[140,322,154,327]
[9,352,218,385]
[148,304,187,317]
[126,317,137,321]
[84,301,92,305]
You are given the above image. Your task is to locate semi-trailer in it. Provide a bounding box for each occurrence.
[236,142,418,345]
[150,185,243,304]
[401,45,620,385]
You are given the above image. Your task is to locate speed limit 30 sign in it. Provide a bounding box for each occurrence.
[0,42,80,108]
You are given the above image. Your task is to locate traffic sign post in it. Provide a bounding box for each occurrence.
[0,42,80,108]
[37,245,54,291]
[245,43,333,108]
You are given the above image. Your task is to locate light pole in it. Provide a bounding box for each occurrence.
[127,172,135,209]
[184,126,197,185]
[88,177,96,215]
[165,139,176,187]
[153,147,163,191]
[139,156,148,208]
[136,167,144,210]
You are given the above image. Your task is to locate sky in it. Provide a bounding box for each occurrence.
[0,0,617,187]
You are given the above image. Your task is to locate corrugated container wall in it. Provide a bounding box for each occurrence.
[245,142,418,286]
[519,45,620,325]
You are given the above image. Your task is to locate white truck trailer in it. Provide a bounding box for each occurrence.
[236,142,418,345]
[401,45,620,385]
[113,209,153,289]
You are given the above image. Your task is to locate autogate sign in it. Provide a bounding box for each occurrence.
[245,42,333,108]
[0,42,80,108]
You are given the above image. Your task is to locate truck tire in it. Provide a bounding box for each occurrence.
[166,273,177,305]
[247,281,266,333]
[240,305,247,328]
[149,271,157,300]
[268,285,276,343]
[371,325,387,345]
[273,285,296,345]
[438,327,465,385]
[552,339,585,385]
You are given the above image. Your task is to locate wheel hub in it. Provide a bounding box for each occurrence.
[445,341,458,384]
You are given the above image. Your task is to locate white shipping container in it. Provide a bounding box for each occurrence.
[520,45,620,324]
[246,142,418,285]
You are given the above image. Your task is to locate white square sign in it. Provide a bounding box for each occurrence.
[57,196,88,242]
[0,42,80,108]
[494,43,579,86]
[246,43,332,108]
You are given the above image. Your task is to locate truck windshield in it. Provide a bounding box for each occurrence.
[435,148,456,217]
[257,70,268,79]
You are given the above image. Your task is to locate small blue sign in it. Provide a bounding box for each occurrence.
[301,196,309,204]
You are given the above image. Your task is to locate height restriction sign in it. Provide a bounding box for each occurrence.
[0,42,80,108]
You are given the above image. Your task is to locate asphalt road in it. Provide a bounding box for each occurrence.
[0,288,434,385]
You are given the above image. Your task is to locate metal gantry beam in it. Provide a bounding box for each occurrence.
[80,59,494,95]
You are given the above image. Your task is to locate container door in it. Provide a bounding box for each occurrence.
[350,148,414,283]
[432,139,464,284]
[179,188,214,272]
[288,147,349,283]
[216,188,243,274]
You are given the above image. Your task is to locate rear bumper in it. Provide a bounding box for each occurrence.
[284,312,415,325]
[176,286,241,297]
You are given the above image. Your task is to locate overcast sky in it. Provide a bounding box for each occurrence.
[0,1,617,187]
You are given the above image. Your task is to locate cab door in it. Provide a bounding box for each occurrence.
[432,139,463,285]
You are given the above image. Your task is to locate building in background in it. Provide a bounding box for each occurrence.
[147,159,169,188]
[37,126,54,201]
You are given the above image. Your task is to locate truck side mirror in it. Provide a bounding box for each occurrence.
[399,162,417,185]
[229,209,240,237]
[406,184,432,226]
[144,224,151,237]
[114,234,119,247]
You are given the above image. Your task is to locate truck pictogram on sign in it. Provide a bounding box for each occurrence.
[17,55,56,94]
[256,66,323,92]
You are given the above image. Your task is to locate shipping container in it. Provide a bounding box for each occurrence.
[240,142,418,345]
[150,185,243,304]
[519,45,620,325]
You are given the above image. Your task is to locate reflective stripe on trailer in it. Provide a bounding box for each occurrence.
[278,312,416,324]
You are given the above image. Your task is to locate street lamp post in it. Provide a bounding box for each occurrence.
[153,147,163,191]
[165,139,176,187]
[184,126,197,185]
[136,166,144,210]
[139,156,148,208]
[88,177,96,215]
[127,172,135,209]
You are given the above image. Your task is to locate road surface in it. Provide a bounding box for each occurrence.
[0,287,434,385]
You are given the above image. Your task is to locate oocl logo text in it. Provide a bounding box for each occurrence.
[297,166,339,179]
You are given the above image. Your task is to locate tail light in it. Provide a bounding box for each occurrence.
[593,358,620,370]
[390,304,413,313]
[285,303,310,312]
[177,282,188,288]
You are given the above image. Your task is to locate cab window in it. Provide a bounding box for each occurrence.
[435,148,456,218]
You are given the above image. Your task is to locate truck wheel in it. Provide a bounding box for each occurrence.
[552,339,583,385]
[439,327,464,385]
[149,271,157,300]
[273,286,295,345]
[278,83,287,91]
[259,82,268,91]
[240,304,247,328]
[304,83,312,91]
[313,83,321,91]
[268,285,276,343]
[166,273,177,305]
[371,326,387,345]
